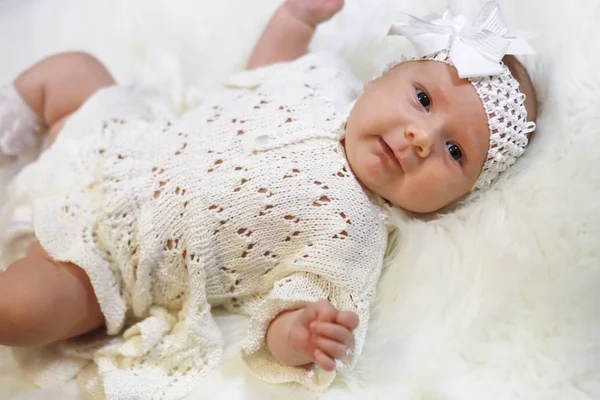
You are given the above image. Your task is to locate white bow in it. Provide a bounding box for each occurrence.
[388,1,536,78]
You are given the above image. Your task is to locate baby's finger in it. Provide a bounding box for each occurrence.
[313,348,337,371]
[315,336,347,359]
[294,304,318,327]
[310,321,352,343]
[314,299,337,322]
[336,311,359,330]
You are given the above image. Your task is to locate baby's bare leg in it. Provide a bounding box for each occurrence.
[14,51,115,143]
[0,242,104,347]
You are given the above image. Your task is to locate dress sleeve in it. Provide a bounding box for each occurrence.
[239,271,375,391]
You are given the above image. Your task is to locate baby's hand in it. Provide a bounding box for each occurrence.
[284,0,344,27]
[289,299,359,371]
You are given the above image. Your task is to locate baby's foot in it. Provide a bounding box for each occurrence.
[284,0,344,27]
[0,84,46,167]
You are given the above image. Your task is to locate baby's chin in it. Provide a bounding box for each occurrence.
[364,176,463,214]
[391,187,471,214]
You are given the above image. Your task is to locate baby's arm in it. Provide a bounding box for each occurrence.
[15,52,115,143]
[266,299,359,370]
[247,0,344,69]
[0,52,114,165]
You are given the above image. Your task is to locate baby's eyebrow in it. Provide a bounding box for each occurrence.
[426,79,448,105]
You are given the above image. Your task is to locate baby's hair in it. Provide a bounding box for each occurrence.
[502,55,538,141]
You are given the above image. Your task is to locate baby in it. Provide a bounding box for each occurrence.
[0,0,537,398]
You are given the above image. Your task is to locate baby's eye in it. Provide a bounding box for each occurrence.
[446,143,462,161]
[417,89,430,111]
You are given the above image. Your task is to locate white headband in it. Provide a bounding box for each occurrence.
[383,1,537,190]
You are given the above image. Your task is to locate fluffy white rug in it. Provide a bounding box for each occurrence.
[1,0,599,399]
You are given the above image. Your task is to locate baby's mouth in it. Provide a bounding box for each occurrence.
[379,137,403,171]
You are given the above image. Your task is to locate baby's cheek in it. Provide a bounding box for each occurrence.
[346,139,376,178]
[401,176,450,212]
[363,151,386,176]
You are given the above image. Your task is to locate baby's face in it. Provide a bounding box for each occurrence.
[344,60,490,213]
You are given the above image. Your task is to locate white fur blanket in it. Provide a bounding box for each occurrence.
[1,0,599,399]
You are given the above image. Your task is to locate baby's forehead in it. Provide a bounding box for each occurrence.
[386,60,483,108]
[388,59,463,84]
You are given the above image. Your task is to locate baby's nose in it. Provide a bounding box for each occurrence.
[405,127,433,158]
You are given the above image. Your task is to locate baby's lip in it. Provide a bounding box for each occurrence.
[379,137,403,171]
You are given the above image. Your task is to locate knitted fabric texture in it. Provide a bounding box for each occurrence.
[0,53,389,399]
[0,84,46,167]
[378,49,536,190]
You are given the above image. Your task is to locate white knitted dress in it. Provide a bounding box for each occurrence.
[0,53,390,400]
